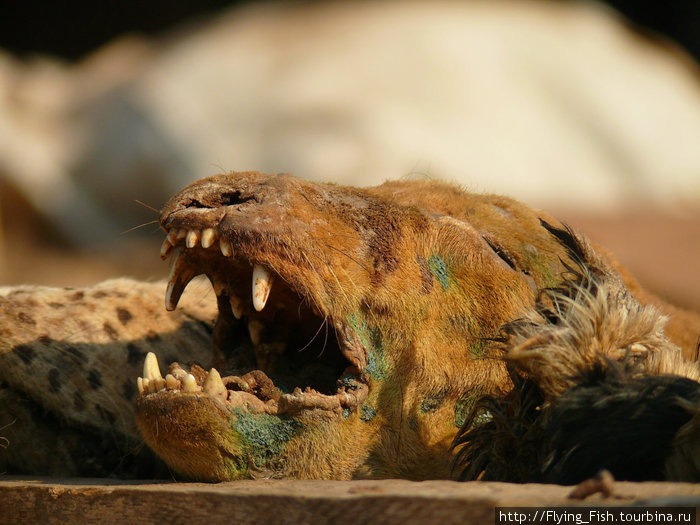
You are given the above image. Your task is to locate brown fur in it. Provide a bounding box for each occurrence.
[453,224,700,483]
[1,172,698,480]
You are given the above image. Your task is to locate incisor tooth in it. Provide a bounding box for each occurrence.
[252,265,273,311]
[137,377,145,395]
[160,238,174,259]
[203,368,227,398]
[230,295,243,319]
[176,229,187,240]
[182,373,197,392]
[143,352,163,381]
[166,374,179,390]
[167,229,179,244]
[220,238,233,257]
[186,230,200,248]
[201,228,216,248]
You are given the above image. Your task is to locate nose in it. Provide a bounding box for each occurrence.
[160,171,291,221]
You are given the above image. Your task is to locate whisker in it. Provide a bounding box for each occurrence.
[319,318,329,358]
[324,243,372,276]
[134,200,160,214]
[325,242,391,294]
[0,419,16,447]
[297,317,327,354]
[120,220,160,235]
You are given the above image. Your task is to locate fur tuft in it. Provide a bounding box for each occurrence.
[453,222,700,483]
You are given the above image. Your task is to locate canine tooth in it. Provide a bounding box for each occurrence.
[166,250,197,311]
[252,265,273,311]
[220,238,233,257]
[230,295,243,319]
[137,377,144,395]
[143,352,163,381]
[186,230,200,248]
[160,238,174,259]
[248,320,264,345]
[201,228,216,248]
[166,374,179,390]
[203,368,227,397]
[182,373,197,392]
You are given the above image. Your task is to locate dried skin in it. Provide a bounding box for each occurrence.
[1,172,698,480]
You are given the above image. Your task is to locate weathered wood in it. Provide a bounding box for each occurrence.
[1,478,698,525]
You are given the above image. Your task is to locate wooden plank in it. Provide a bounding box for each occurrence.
[1,478,699,525]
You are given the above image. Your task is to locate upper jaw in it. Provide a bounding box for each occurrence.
[146,174,371,417]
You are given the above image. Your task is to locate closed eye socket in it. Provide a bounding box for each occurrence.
[220,191,254,206]
[183,192,255,209]
[481,236,517,271]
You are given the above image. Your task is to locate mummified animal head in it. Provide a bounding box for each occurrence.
[135,172,586,481]
[453,222,700,484]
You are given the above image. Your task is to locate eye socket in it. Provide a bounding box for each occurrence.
[220,191,253,206]
[184,199,210,209]
[482,236,517,271]
[182,192,254,209]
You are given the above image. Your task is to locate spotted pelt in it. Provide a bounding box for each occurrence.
[0,279,216,476]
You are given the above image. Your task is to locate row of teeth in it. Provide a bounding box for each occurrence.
[139,352,194,394]
[137,352,367,414]
[137,351,224,397]
[161,228,231,258]
[162,227,273,315]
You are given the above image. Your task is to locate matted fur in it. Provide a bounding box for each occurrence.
[453,222,700,483]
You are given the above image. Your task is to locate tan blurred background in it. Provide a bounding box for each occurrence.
[0,0,698,310]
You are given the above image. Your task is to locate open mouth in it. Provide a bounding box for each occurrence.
[136,222,369,416]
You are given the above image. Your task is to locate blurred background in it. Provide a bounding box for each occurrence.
[0,0,698,309]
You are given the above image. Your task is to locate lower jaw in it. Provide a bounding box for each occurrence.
[135,393,248,481]
[135,388,367,481]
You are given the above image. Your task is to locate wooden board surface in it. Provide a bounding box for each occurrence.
[1,478,699,525]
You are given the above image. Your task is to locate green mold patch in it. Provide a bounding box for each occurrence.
[469,339,488,358]
[419,390,447,413]
[365,349,388,381]
[348,313,389,381]
[472,408,493,427]
[342,408,351,419]
[339,373,357,388]
[428,255,451,290]
[521,244,557,288]
[232,409,302,467]
[453,392,480,428]
[360,404,377,422]
[223,456,250,479]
